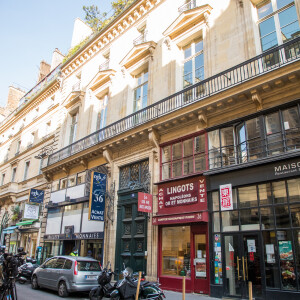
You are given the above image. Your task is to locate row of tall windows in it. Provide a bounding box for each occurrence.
[161,104,300,180]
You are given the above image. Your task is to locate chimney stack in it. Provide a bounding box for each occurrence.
[51,48,64,71]
[6,86,25,110]
[38,60,51,82]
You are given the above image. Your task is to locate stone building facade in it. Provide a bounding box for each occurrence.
[1,0,300,299]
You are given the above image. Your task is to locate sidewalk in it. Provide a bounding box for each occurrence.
[164,290,220,300]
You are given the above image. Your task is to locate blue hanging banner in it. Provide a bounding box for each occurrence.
[89,172,107,221]
[29,189,45,203]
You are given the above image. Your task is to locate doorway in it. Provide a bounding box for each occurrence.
[63,240,75,255]
[192,225,209,294]
[223,233,264,299]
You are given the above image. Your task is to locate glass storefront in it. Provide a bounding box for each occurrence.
[211,176,300,294]
[162,226,191,277]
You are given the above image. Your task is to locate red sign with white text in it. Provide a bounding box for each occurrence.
[220,183,233,211]
[138,192,153,213]
[157,177,207,215]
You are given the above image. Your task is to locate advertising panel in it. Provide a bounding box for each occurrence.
[88,172,107,221]
[157,177,207,215]
[24,203,39,219]
[138,192,153,213]
[29,189,44,204]
[220,183,233,211]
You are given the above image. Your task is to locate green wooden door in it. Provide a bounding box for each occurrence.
[115,191,147,275]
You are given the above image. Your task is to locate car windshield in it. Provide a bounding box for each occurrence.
[77,261,101,271]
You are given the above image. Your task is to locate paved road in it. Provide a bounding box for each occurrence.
[16,282,220,300]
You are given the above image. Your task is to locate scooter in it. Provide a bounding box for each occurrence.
[110,265,165,300]
[90,263,165,300]
[89,262,116,299]
[17,257,39,284]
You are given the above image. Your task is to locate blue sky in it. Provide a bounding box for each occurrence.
[0,0,112,107]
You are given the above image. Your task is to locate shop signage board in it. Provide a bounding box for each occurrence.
[220,183,233,211]
[23,203,39,219]
[138,192,153,213]
[152,211,208,225]
[29,188,44,203]
[88,172,107,221]
[44,231,104,241]
[157,177,207,215]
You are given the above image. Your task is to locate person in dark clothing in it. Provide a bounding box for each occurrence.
[86,249,93,258]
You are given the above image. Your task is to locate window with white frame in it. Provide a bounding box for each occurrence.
[11,167,17,182]
[16,140,21,155]
[257,0,300,52]
[183,39,204,88]
[1,173,5,186]
[96,95,108,131]
[69,112,78,144]
[39,158,44,175]
[29,132,35,147]
[45,121,51,137]
[133,70,148,112]
[23,161,30,181]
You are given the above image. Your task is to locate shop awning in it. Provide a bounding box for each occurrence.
[16,219,38,226]
[3,226,18,234]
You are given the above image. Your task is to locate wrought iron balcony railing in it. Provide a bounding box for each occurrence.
[178,0,197,13]
[48,37,300,166]
[0,66,61,128]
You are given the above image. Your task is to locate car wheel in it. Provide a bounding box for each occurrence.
[31,275,39,290]
[58,281,69,297]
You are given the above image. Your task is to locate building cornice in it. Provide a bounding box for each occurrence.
[61,0,161,78]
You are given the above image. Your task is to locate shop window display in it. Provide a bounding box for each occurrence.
[162,226,191,277]
[278,230,297,290]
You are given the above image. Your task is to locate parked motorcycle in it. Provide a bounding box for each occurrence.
[17,257,39,284]
[89,262,116,299]
[90,262,165,300]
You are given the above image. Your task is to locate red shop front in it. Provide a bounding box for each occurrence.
[153,176,209,294]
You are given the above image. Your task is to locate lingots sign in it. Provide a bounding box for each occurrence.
[158,177,207,215]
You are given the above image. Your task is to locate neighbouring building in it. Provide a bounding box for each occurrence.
[1,0,300,299]
[0,49,63,260]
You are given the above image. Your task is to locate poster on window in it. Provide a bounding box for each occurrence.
[88,172,107,221]
[24,203,39,219]
[29,188,44,203]
[279,241,293,261]
[194,258,206,278]
[220,184,233,211]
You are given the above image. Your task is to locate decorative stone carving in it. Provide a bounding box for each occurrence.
[198,111,207,128]
[251,89,263,110]
[163,37,171,50]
